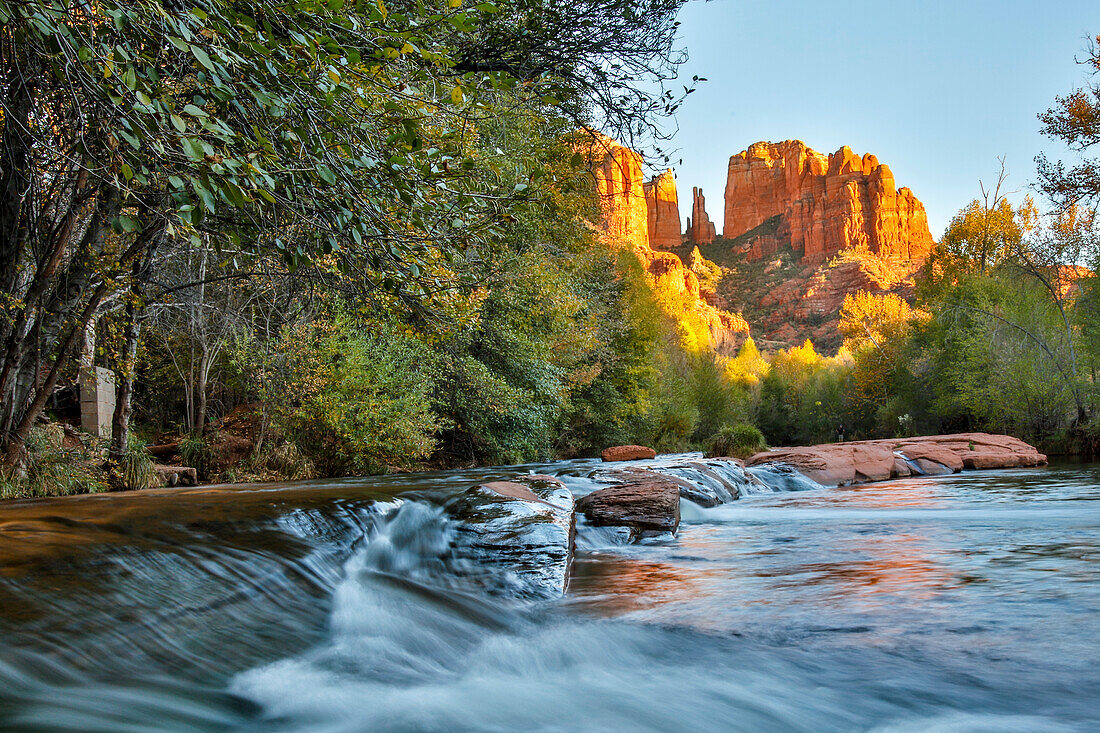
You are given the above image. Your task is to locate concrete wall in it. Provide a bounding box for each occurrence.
[80,366,116,439]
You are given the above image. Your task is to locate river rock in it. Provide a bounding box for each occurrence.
[746,433,1046,487]
[445,474,575,599]
[590,458,755,507]
[154,465,198,487]
[601,445,657,462]
[576,471,680,538]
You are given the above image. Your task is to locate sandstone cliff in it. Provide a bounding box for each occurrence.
[589,136,748,354]
[723,140,933,266]
[688,187,716,245]
[592,135,649,248]
[643,169,681,250]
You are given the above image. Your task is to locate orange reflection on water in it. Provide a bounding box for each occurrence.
[811,478,950,510]
[758,481,958,605]
[757,532,955,605]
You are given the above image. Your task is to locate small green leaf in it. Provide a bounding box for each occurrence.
[183,104,208,117]
[181,137,205,161]
[190,45,215,72]
[316,164,336,185]
[171,114,186,132]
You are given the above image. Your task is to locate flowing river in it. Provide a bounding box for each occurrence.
[1,457,1098,731]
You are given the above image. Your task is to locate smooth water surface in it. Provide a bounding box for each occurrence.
[1,460,1098,731]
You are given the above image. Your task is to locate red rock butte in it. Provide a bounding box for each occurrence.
[589,135,750,353]
[723,140,933,266]
[643,169,681,250]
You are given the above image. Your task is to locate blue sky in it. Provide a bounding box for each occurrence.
[664,0,1100,237]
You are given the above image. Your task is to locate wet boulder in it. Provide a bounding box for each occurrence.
[911,458,953,476]
[445,475,575,599]
[601,445,657,462]
[591,458,750,507]
[576,471,680,538]
[895,443,964,473]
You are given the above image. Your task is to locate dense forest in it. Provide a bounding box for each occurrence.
[1,2,1098,497]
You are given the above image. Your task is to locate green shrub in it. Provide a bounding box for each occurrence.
[179,435,213,477]
[260,317,440,475]
[706,423,767,459]
[253,441,316,481]
[0,424,108,499]
[117,434,160,490]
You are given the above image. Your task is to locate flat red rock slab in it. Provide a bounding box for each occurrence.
[745,432,1046,487]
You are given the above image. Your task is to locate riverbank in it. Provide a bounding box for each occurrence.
[1,425,1049,502]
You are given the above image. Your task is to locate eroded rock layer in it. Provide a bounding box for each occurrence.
[745,433,1047,488]
[590,135,749,354]
[643,169,681,250]
[723,140,933,266]
[688,187,717,245]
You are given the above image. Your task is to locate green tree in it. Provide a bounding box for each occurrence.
[934,165,1034,277]
[1036,34,1100,214]
[0,0,694,470]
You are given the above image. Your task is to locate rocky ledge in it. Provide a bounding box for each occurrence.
[745,433,1047,487]
[445,475,575,598]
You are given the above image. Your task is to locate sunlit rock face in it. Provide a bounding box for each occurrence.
[723,140,933,266]
[643,169,682,250]
[592,135,650,250]
[591,136,747,354]
[688,187,717,245]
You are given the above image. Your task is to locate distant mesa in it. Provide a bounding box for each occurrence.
[723,140,933,266]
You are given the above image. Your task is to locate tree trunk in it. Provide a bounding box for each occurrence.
[195,345,209,438]
[110,220,161,467]
[108,300,143,466]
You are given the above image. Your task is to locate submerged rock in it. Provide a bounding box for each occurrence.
[576,472,680,538]
[444,475,575,599]
[601,445,657,462]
